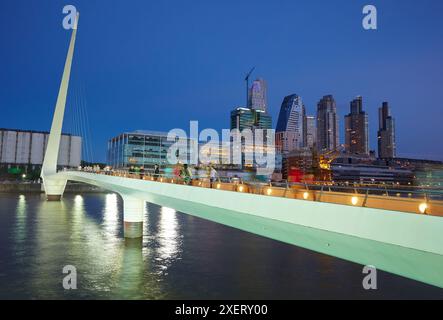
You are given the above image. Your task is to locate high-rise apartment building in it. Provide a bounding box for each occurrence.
[377,102,396,159]
[304,115,316,150]
[248,78,267,112]
[275,94,305,152]
[344,96,369,155]
[316,95,339,152]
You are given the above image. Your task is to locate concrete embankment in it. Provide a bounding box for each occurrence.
[0,181,107,193]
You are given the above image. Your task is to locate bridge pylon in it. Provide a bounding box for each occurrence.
[122,195,145,238]
[41,13,79,200]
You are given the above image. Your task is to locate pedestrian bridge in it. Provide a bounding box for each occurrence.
[46,169,443,287]
[51,169,443,249]
[40,13,443,288]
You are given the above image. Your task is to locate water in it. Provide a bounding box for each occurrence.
[0,192,442,299]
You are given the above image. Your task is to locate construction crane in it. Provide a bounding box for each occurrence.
[244,67,255,107]
[310,149,341,182]
[319,149,340,170]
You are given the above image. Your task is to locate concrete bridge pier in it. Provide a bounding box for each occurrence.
[122,195,145,238]
[43,177,67,201]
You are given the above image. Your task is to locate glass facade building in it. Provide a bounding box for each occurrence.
[107,130,184,171]
[231,107,255,131]
[276,94,306,151]
[254,109,272,130]
[230,107,272,131]
[229,107,274,171]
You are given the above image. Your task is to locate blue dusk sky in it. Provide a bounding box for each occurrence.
[1,0,443,162]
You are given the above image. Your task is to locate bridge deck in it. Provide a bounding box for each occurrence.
[67,170,443,217]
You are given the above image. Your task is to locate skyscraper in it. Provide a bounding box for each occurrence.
[378,102,396,159]
[316,95,339,152]
[230,77,273,169]
[344,96,369,155]
[230,107,255,131]
[304,115,317,150]
[231,77,271,131]
[230,107,272,131]
[275,94,305,152]
[248,78,267,112]
[230,106,272,170]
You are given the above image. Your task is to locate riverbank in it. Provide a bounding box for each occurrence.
[0,181,107,193]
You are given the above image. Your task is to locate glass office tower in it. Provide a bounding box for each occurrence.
[230,107,272,131]
[107,130,184,171]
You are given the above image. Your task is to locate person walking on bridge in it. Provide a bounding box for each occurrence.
[154,164,160,181]
[210,165,218,187]
[181,164,193,185]
[173,163,181,180]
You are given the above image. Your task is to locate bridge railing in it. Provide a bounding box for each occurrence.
[65,169,443,217]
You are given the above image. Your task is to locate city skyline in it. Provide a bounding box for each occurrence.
[1,0,443,161]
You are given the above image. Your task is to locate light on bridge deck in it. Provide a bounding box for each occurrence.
[87,170,443,216]
[351,196,359,206]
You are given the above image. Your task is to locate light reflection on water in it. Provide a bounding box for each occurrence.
[0,192,442,299]
[14,195,27,245]
[103,193,119,237]
[157,207,181,264]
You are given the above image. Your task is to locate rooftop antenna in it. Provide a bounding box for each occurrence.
[245,67,255,107]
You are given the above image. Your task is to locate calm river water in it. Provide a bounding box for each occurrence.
[0,192,442,299]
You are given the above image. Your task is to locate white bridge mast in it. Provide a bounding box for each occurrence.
[41,13,79,200]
